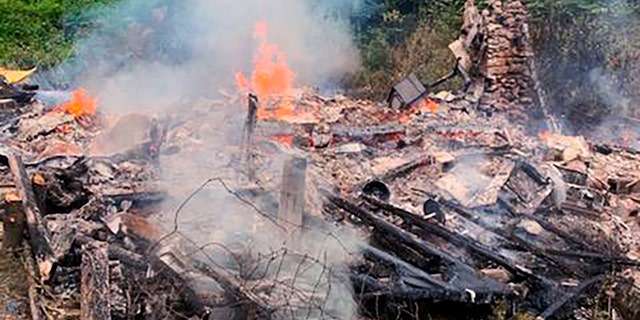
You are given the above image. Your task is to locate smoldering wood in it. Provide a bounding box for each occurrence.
[7,153,55,280]
[362,195,553,287]
[278,157,307,232]
[437,197,589,279]
[326,194,513,302]
[80,241,112,320]
[190,256,273,313]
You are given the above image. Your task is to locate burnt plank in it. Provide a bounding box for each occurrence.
[7,153,54,280]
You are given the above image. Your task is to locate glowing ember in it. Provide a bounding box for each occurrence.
[396,98,439,124]
[538,131,551,140]
[269,135,295,146]
[236,22,296,120]
[417,98,439,114]
[55,88,98,118]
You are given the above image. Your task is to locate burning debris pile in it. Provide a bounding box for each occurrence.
[0,1,640,320]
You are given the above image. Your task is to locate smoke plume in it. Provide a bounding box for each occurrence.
[38,0,361,114]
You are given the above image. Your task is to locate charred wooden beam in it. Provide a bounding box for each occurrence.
[326,194,507,293]
[362,196,553,286]
[81,241,111,320]
[437,198,587,279]
[7,153,54,280]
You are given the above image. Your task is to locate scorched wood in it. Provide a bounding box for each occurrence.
[362,195,554,287]
[81,241,112,320]
[7,153,55,280]
[243,94,258,181]
[278,157,306,233]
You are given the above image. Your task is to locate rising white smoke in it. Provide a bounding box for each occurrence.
[38,0,361,114]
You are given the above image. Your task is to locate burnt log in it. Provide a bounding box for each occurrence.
[81,241,111,320]
[7,153,55,280]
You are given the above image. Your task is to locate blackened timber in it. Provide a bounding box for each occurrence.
[362,246,452,290]
[356,276,511,304]
[437,198,587,279]
[22,243,43,320]
[362,195,553,286]
[7,153,54,280]
[327,194,506,291]
[80,241,111,320]
[329,195,466,270]
[538,275,605,319]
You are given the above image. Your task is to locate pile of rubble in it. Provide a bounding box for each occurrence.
[0,1,639,319]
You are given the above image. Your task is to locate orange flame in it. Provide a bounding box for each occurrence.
[236,22,296,120]
[396,98,439,124]
[417,98,439,114]
[55,88,98,118]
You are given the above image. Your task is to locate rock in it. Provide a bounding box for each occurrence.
[518,219,543,236]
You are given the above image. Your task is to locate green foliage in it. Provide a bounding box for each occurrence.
[527,0,640,126]
[0,0,117,67]
[346,0,465,98]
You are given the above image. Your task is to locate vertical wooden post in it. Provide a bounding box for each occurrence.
[278,157,307,234]
[81,241,111,320]
[7,154,54,280]
[243,94,258,182]
[2,191,24,250]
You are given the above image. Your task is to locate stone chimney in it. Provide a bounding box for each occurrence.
[480,0,537,119]
[451,0,540,122]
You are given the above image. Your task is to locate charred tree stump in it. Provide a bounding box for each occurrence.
[7,154,54,280]
[278,157,307,233]
[81,241,111,320]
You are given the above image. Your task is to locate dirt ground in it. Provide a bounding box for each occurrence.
[0,225,30,319]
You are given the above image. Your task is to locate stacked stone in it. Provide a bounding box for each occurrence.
[479,0,535,118]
